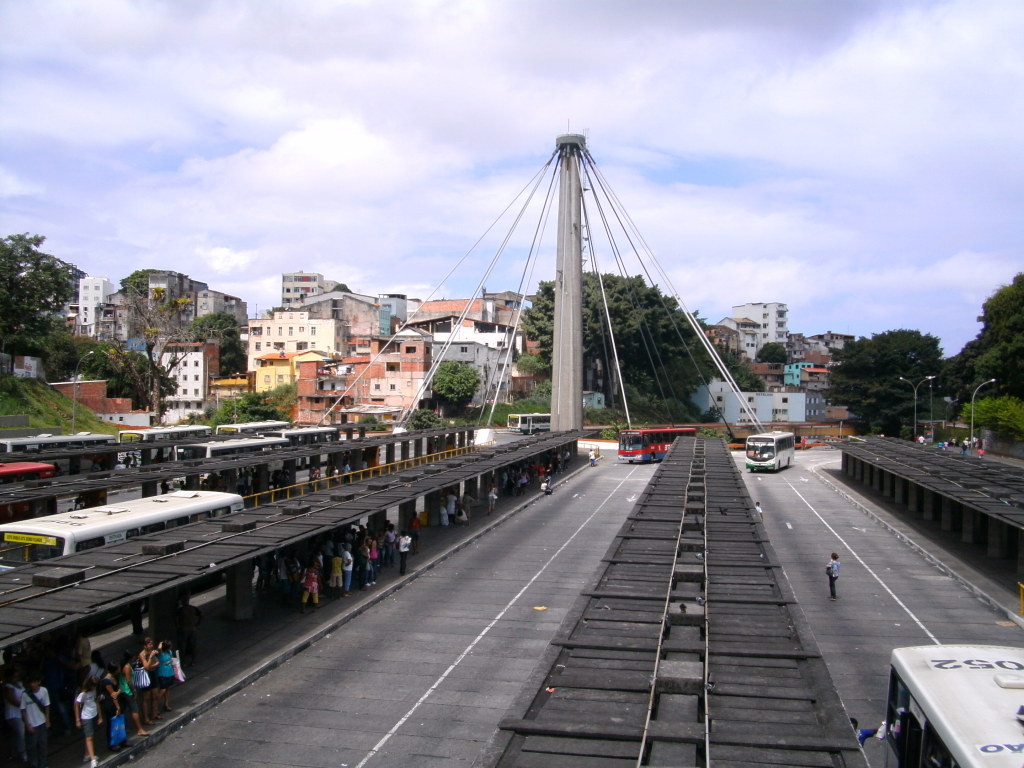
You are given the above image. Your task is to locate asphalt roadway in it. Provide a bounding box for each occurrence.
[38,446,1024,768]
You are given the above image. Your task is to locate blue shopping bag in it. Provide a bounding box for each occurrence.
[110,713,127,747]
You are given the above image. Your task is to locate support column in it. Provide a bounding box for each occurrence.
[940,496,954,532]
[551,133,585,432]
[424,490,442,526]
[385,442,396,468]
[399,500,417,533]
[894,477,906,505]
[147,590,178,644]
[921,490,936,521]
[962,509,978,544]
[988,518,1010,559]
[224,562,254,620]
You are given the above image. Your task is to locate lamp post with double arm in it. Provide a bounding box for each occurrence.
[899,375,936,442]
[970,378,997,455]
[71,350,95,434]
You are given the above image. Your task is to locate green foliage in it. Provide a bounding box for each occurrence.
[119,269,159,297]
[755,342,788,364]
[829,329,945,435]
[191,312,247,374]
[522,273,718,415]
[409,409,444,430]
[327,282,351,294]
[945,273,1024,402]
[208,386,294,426]
[0,234,76,358]
[967,396,1024,440]
[514,353,548,376]
[0,376,118,433]
[432,361,481,407]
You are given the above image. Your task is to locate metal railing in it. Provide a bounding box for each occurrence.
[244,445,474,507]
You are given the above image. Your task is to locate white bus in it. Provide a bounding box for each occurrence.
[215,420,290,435]
[0,433,116,453]
[263,426,339,446]
[744,431,795,472]
[118,425,213,443]
[886,645,1024,768]
[0,490,245,569]
[508,413,551,434]
[174,437,290,461]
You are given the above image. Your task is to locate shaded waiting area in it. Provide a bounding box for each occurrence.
[840,437,1024,574]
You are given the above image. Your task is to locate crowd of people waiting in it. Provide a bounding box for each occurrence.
[2,605,194,768]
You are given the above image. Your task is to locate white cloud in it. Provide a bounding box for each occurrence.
[0,0,1021,359]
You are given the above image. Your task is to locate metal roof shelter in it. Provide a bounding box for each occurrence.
[489,437,866,767]
[0,426,475,517]
[839,437,1024,573]
[0,430,587,650]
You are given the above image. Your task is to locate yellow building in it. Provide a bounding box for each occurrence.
[254,350,335,393]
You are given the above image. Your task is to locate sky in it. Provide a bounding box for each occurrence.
[2,0,1021,358]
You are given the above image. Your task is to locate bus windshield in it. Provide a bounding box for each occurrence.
[620,433,644,451]
[746,440,776,460]
[0,533,66,568]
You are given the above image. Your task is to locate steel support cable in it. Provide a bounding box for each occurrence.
[399,155,560,428]
[578,186,632,427]
[580,159,680,420]
[318,151,557,426]
[481,162,561,428]
[582,153,714,404]
[589,156,763,431]
[583,153,765,432]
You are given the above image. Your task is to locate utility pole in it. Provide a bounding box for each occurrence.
[551,134,586,432]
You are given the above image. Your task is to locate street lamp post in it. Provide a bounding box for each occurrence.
[969,378,998,455]
[898,375,936,442]
[70,351,94,434]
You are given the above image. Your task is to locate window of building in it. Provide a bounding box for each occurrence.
[194,360,200,366]
[255,342,261,351]
[299,327,304,333]
[194,375,199,381]
[460,346,468,353]
[263,375,271,383]
[310,326,317,336]
[278,375,284,382]
[386,363,399,372]
[405,346,416,354]
[389,384,396,390]
[278,327,283,336]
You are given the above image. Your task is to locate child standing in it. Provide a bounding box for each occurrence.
[74,676,103,768]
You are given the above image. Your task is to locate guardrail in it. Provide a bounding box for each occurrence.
[244,445,475,507]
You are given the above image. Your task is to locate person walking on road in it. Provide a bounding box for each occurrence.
[755,501,763,520]
[588,449,597,467]
[826,552,841,600]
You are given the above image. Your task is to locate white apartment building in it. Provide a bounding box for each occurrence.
[281,272,328,308]
[730,301,789,357]
[246,311,344,372]
[692,380,806,424]
[160,342,219,424]
[76,277,117,337]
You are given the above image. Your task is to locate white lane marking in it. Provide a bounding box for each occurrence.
[785,522,793,530]
[354,469,641,768]
[784,480,940,645]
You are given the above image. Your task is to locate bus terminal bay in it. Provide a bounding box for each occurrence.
[0,425,476,520]
[0,434,1022,767]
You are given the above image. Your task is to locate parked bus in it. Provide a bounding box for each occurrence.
[174,437,290,462]
[263,426,339,446]
[0,490,245,569]
[507,413,551,434]
[885,645,1024,768]
[118,425,213,443]
[744,431,796,472]
[0,433,116,453]
[0,462,58,484]
[618,426,698,463]
[215,420,290,435]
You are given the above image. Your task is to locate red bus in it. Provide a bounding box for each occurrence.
[0,462,58,484]
[0,462,58,525]
[618,427,697,463]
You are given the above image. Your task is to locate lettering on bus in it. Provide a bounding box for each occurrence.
[930,658,1024,671]
[978,743,1024,754]
[4,533,58,547]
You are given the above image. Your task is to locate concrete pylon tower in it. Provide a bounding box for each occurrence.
[550,133,586,432]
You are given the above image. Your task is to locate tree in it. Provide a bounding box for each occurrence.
[409,409,444,430]
[968,396,1024,441]
[326,282,351,294]
[191,312,246,374]
[514,353,548,376]
[946,273,1024,402]
[432,361,481,413]
[829,329,945,435]
[208,387,292,426]
[0,234,75,362]
[756,342,788,364]
[522,272,724,421]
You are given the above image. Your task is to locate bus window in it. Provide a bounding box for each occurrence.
[75,536,107,553]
